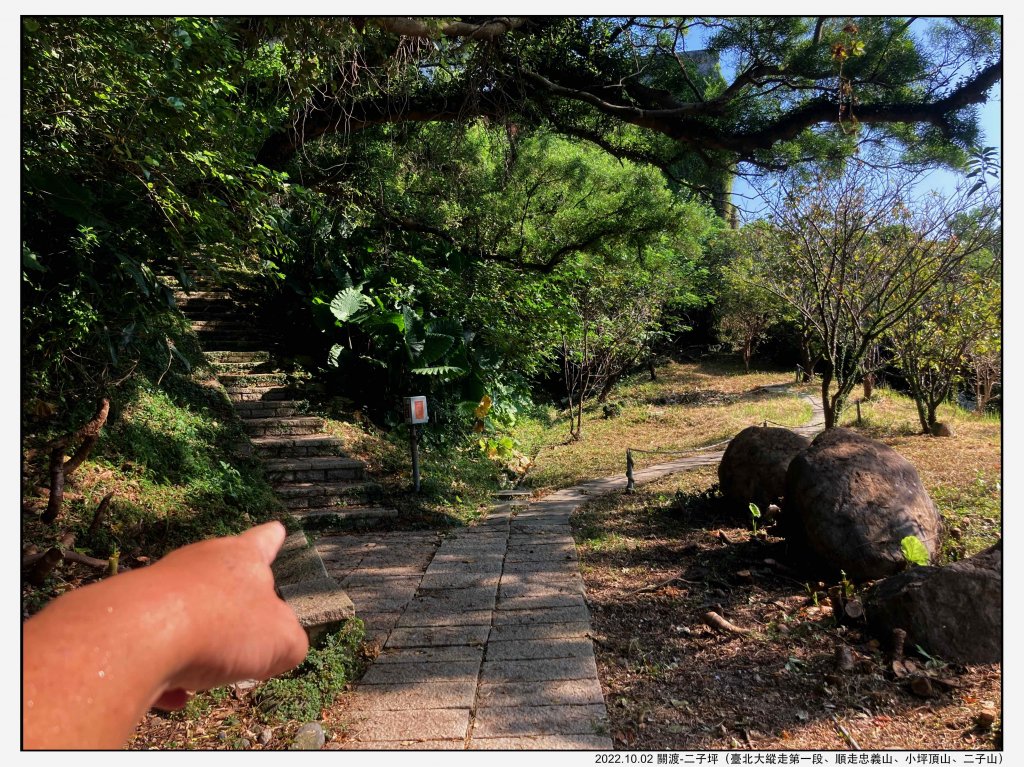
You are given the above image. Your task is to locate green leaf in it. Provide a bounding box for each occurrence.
[327,344,344,368]
[418,334,455,365]
[329,286,370,323]
[166,96,186,111]
[900,535,930,567]
[411,364,466,378]
[748,502,761,519]
[22,246,45,273]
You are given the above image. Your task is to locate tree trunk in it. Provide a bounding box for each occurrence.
[821,368,836,429]
[799,327,816,382]
[43,447,65,525]
[40,398,111,525]
[862,373,875,400]
[743,340,752,373]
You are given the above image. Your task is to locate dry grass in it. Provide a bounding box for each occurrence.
[517,359,813,492]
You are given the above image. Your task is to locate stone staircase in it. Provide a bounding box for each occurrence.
[175,286,398,528]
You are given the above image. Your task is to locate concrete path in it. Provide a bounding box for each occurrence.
[323,390,824,750]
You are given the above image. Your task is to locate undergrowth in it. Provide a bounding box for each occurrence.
[253,619,367,723]
[21,321,282,615]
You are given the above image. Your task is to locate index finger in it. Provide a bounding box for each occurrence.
[237,521,288,566]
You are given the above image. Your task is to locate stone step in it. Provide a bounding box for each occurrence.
[174,290,232,301]
[227,386,294,402]
[219,372,289,387]
[251,434,346,458]
[179,296,238,313]
[190,317,253,329]
[211,360,274,375]
[194,334,267,351]
[236,401,304,419]
[243,416,325,437]
[275,480,380,509]
[265,456,365,483]
[204,350,271,364]
[293,506,399,524]
[272,532,355,645]
[183,308,242,322]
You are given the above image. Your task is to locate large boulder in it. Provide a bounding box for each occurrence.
[719,426,810,512]
[864,542,1001,663]
[784,427,942,580]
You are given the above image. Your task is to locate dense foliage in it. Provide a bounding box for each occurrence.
[21,16,1001,443]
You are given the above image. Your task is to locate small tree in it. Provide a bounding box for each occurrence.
[888,262,1000,433]
[715,248,787,373]
[757,166,999,428]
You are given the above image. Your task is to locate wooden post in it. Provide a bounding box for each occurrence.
[625,449,635,493]
[856,400,862,425]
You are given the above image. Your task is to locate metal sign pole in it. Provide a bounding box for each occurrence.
[410,423,421,493]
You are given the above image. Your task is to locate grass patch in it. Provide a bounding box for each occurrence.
[515,359,812,492]
[315,412,504,529]
[254,619,367,723]
[22,364,283,616]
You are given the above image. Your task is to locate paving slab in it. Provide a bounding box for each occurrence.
[469,735,613,750]
[418,572,501,590]
[507,534,576,547]
[492,604,592,626]
[340,573,424,590]
[427,553,505,567]
[512,520,577,532]
[335,564,432,578]
[477,678,605,708]
[501,559,583,575]
[498,581,584,600]
[496,593,588,611]
[348,679,477,711]
[360,660,481,685]
[486,637,595,661]
[504,547,578,563]
[356,612,402,633]
[403,588,497,613]
[396,609,494,628]
[479,655,600,684]
[344,591,420,614]
[499,571,584,589]
[471,704,609,738]
[386,625,491,649]
[343,708,471,742]
[376,645,484,664]
[487,622,592,643]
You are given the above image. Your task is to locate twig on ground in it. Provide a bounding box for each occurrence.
[832,714,861,750]
[630,573,701,596]
[703,610,752,635]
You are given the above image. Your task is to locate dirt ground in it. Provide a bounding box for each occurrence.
[574,467,1001,752]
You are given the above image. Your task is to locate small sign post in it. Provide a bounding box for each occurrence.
[404,396,429,492]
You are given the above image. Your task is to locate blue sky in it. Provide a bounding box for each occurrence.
[729,84,1002,222]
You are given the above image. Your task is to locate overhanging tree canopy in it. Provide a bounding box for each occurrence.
[254,16,1001,184]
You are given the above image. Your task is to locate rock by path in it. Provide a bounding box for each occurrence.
[324,388,824,750]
